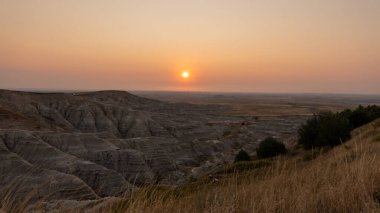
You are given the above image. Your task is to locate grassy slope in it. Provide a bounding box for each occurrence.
[112,119,380,213]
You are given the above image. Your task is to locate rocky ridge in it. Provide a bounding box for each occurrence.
[0,90,306,208]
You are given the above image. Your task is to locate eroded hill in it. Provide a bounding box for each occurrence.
[0,90,307,209]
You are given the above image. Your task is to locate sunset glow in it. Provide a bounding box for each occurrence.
[181,71,190,79]
[0,1,379,93]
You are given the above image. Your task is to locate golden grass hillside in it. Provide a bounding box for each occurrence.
[111,119,380,213]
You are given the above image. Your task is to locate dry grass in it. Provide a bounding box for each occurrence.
[109,119,380,213]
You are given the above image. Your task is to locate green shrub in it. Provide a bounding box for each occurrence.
[345,105,380,128]
[298,112,352,149]
[256,137,287,159]
[298,105,380,150]
[234,149,251,162]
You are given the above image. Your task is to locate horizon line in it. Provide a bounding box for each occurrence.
[2,87,380,96]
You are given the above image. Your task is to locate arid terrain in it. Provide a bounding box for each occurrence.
[108,118,380,213]
[1,90,379,211]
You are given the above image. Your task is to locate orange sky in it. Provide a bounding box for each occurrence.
[0,0,379,93]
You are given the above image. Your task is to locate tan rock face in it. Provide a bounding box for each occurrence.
[0,90,306,208]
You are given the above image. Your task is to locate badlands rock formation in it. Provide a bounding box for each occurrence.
[0,90,306,208]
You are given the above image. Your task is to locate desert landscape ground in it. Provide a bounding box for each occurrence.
[2,1,380,212]
[1,89,380,212]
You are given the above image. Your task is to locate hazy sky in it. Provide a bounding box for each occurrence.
[1,0,379,93]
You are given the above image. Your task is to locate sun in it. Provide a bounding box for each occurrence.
[181,71,190,79]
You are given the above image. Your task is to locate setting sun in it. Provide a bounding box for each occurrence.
[181,71,190,79]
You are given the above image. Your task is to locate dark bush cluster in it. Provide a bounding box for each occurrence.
[298,105,380,149]
[234,149,251,162]
[342,105,380,128]
[256,137,287,159]
[298,112,351,149]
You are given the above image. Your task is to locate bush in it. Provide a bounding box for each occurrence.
[298,112,352,149]
[256,137,287,159]
[298,105,380,150]
[345,105,380,128]
[234,149,251,162]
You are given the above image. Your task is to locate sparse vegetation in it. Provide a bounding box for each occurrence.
[234,149,251,162]
[256,137,287,159]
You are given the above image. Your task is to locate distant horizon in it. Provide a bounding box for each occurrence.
[2,87,380,97]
